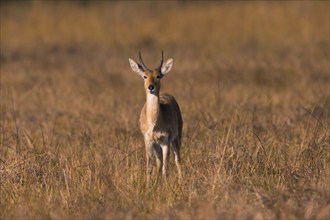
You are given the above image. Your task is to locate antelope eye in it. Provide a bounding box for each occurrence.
[156,75,161,79]
[143,76,147,79]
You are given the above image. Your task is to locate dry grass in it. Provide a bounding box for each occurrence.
[1,1,329,219]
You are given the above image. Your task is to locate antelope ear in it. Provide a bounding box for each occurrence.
[161,58,173,75]
[129,58,144,76]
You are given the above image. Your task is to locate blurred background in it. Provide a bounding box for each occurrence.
[0,1,329,219]
[1,1,329,118]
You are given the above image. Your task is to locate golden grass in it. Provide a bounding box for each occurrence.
[1,1,329,219]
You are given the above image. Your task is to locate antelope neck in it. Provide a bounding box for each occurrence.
[146,92,160,128]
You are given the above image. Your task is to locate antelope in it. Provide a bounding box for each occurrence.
[129,51,183,188]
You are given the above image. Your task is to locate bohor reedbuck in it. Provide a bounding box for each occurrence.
[129,51,183,188]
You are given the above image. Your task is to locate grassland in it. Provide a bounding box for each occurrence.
[0,1,329,219]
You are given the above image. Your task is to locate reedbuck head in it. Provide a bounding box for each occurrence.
[129,51,173,95]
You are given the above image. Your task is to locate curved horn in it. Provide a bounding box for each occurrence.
[157,50,164,70]
[139,51,148,71]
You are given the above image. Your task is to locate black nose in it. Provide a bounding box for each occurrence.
[148,85,155,91]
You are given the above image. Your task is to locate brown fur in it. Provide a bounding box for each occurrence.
[129,55,182,188]
[140,93,183,146]
[138,69,183,187]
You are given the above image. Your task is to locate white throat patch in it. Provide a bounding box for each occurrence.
[146,93,159,129]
